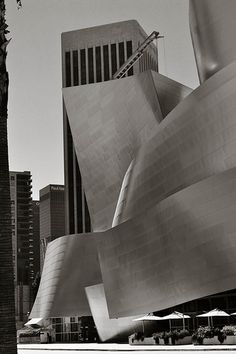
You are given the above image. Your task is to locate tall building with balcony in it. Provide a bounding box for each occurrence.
[9,171,34,327]
[62,20,158,235]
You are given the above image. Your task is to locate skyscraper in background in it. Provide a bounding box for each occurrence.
[31,200,40,301]
[61,20,158,235]
[39,184,65,270]
[9,171,35,327]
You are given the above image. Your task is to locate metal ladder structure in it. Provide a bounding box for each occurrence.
[113,30,161,80]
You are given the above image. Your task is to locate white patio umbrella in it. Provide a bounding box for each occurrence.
[132,313,162,333]
[197,308,229,327]
[160,311,190,330]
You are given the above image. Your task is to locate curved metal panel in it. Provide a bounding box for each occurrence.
[32,170,236,320]
[30,233,102,318]
[63,70,191,232]
[63,71,163,231]
[98,167,236,318]
[29,236,68,318]
[85,283,140,342]
[120,60,236,224]
[151,71,192,117]
[189,0,236,82]
[33,4,236,337]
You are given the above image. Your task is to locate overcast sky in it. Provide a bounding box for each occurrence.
[6,0,199,200]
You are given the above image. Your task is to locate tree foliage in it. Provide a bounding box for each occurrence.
[0,0,22,352]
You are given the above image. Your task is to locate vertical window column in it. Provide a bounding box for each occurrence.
[72,50,79,86]
[108,43,112,80]
[95,46,102,82]
[124,40,128,77]
[80,49,86,85]
[85,48,89,84]
[126,41,133,76]
[118,42,125,69]
[103,45,110,81]
[65,51,72,87]
[88,47,94,84]
[111,43,117,76]
[116,42,119,73]
[93,47,96,83]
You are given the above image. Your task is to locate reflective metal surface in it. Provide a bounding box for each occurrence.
[63,70,191,231]
[99,167,236,317]
[30,233,102,318]
[32,1,236,341]
[120,60,236,224]
[190,0,236,82]
[63,70,162,231]
[85,283,139,342]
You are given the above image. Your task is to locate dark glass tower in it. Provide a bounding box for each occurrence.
[39,184,65,270]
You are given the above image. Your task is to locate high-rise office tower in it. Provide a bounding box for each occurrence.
[31,200,40,297]
[9,171,34,325]
[39,184,65,269]
[62,20,158,235]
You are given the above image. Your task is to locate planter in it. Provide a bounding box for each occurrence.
[129,336,155,345]
[174,336,192,345]
[223,336,236,345]
[18,336,40,344]
[129,336,171,345]
[203,336,221,345]
[153,338,171,345]
[201,335,236,345]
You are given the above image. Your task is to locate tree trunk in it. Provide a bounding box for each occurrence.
[0,0,17,352]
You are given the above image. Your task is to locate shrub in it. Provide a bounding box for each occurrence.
[152,333,159,344]
[164,331,171,344]
[222,325,236,336]
[192,326,213,344]
[131,332,144,342]
[178,329,190,339]
[153,329,190,344]
[218,331,226,344]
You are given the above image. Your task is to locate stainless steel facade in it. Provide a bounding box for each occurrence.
[31,233,102,318]
[32,3,236,341]
[189,0,236,82]
[62,70,190,231]
[62,20,158,235]
[98,167,236,317]
[85,283,140,342]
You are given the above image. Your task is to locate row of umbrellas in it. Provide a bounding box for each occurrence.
[133,309,236,332]
[133,311,190,331]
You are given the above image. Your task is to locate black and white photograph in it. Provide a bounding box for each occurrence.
[1,1,236,353]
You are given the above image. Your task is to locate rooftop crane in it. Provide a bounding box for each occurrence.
[113,30,162,80]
